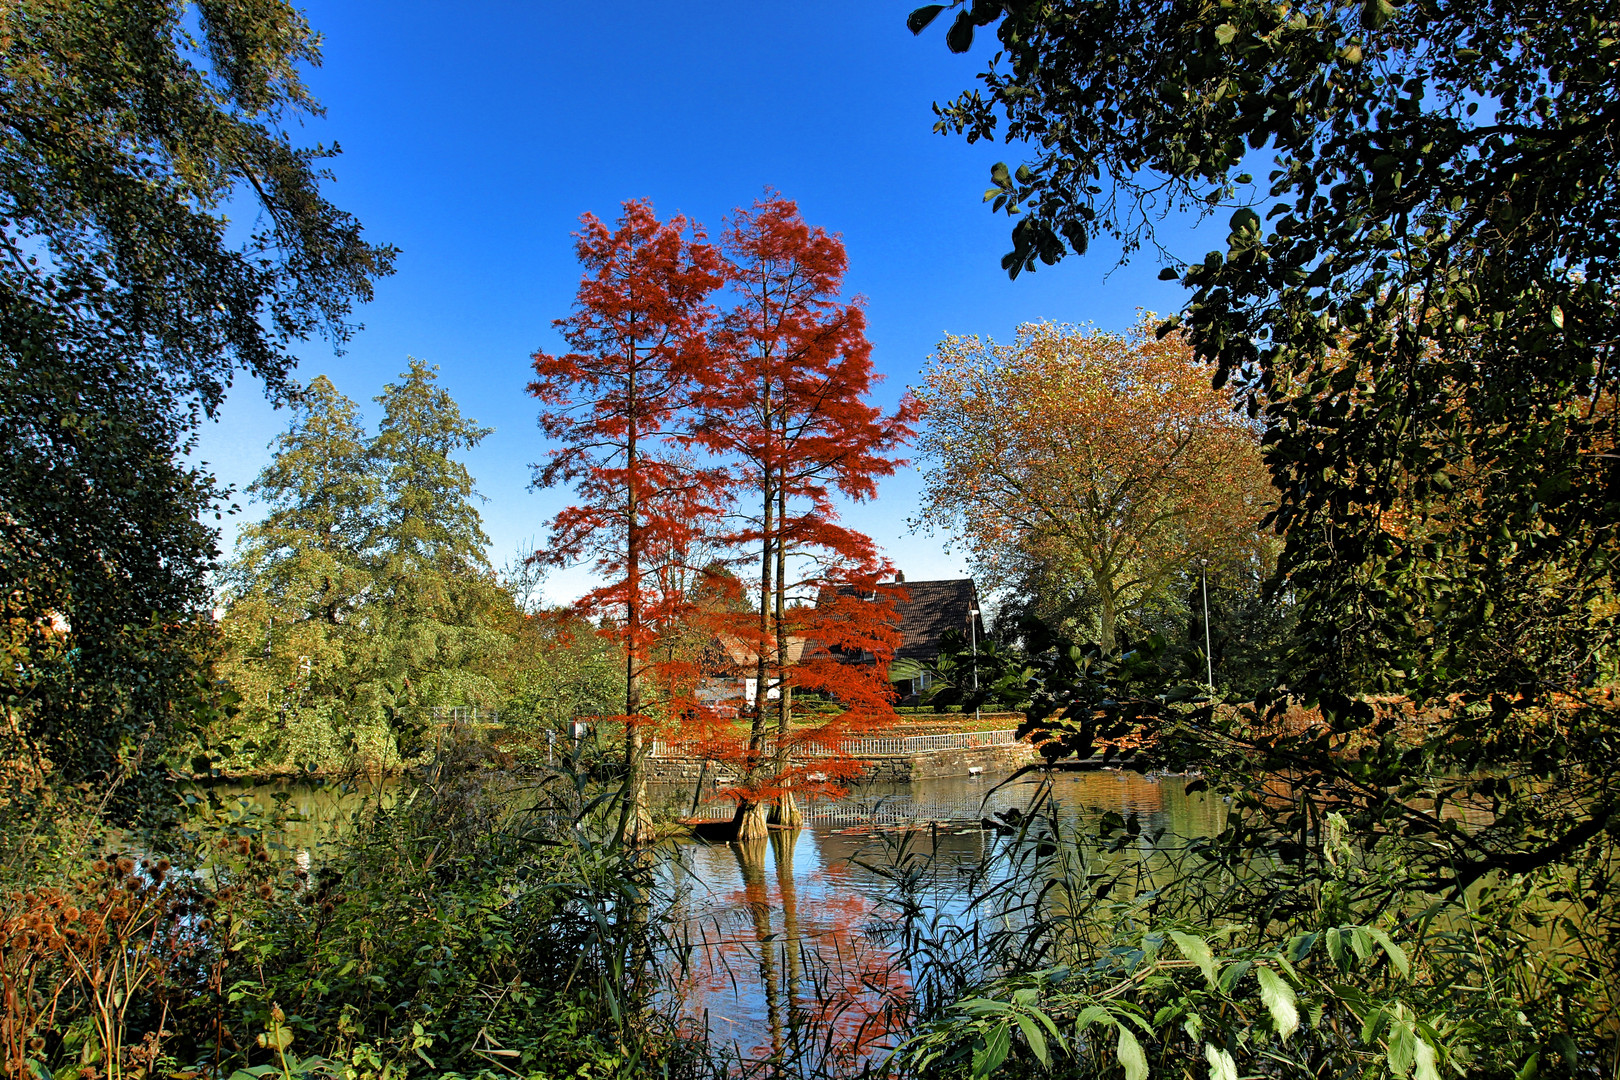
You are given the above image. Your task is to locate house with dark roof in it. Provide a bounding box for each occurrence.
[883,575,984,700]
[694,632,808,715]
[815,574,985,699]
[694,575,985,711]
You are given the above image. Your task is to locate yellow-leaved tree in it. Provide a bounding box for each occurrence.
[914,317,1271,654]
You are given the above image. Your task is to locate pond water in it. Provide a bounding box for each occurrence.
[656,769,1223,1068]
[204,767,1222,1069]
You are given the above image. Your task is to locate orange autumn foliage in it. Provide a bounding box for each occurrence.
[529,198,727,843]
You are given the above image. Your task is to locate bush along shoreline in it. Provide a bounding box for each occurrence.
[2,736,708,1080]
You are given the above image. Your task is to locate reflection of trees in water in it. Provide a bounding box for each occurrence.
[769,829,803,1058]
[731,838,782,1064]
[673,831,913,1073]
[665,774,1223,1068]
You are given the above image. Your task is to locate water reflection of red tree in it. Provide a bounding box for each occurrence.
[672,832,912,1070]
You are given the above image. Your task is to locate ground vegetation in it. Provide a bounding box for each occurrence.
[1,741,704,1080]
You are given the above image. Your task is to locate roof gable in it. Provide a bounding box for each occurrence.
[888,578,980,661]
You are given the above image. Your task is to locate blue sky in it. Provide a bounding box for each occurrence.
[194,1,1214,604]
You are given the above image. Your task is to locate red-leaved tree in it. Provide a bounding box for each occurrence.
[692,194,920,839]
[529,199,725,843]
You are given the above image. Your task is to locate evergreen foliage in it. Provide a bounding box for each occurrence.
[218,364,505,772]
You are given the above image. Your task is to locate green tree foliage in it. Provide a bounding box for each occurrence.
[494,613,624,740]
[1187,567,1298,698]
[1,329,219,803]
[364,359,504,724]
[914,0,1620,1067]
[218,376,380,768]
[0,0,393,793]
[218,365,505,771]
[913,0,1617,694]
[485,550,627,741]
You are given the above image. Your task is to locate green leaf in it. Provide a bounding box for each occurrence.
[1388,1018,1416,1077]
[1415,1036,1441,1080]
[890,657,925,681]
[1075,1004,1112,1030]
[1204,1043,1238,1080]
[1255,967,1299,1039]
[973,1020,1012,1079]
[1228,207,1261,234]
[1116,1025,1149,1080]
[946,9,977,52]
[907,4,947,34]
[1168,930,1219,987]
[1014,1011,1050,1066]
[1217,960,1252,993]
[1360,1007,1388,1045]
[1214,23,1238,44]
[1362,927,1410,977]
[1361,0,1397,29]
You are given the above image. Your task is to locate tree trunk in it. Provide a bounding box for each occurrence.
[769,483,803,829]
[1098,572,1118,655]
[769,786,802,828]
[618,355,653,845]
[620,709,655,845]
[740,377,775,838]
[733,796,771,842]
[616,616,655,843]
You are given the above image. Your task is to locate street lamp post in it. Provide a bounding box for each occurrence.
[968,603,981,723]
[1199,558,1214,688]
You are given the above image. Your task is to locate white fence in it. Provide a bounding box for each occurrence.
[649,728,1018,760]
[429,706,500,725]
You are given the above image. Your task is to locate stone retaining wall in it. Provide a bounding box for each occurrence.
[646,740,1037,785]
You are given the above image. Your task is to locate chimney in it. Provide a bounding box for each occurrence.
[895,570,906,583]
